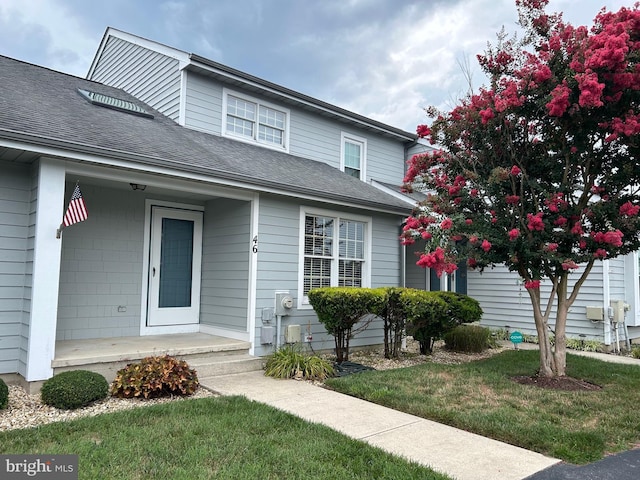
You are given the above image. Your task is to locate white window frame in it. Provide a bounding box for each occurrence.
[340,132,367,181]
[222,88,290,152]
[297,206,372,309]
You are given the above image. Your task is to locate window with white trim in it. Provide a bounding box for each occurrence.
[341,132,367,180]
[223,90,289,151]
[299,209,370,305]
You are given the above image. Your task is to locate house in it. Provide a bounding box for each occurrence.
[0,28,422,388]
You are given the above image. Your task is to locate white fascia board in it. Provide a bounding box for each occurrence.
[0,138,406,216]
[370,179,417,206]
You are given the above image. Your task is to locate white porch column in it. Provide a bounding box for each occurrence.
[25,158,66,381]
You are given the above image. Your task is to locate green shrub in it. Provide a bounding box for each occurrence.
[111,355,199,399]
[632,346,640,359]
[443,325,492,353]
[264,345,335,381]
[0,378,8,410]
[436,291,483,324]
[308,287,383,363]
[402,289,456,354]
[370,287,406,359]
[41,370,109,410]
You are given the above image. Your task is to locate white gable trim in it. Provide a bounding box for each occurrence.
[87,27,190,79]
[370,179,416,206]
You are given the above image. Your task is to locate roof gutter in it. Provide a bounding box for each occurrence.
[0,129,411,216]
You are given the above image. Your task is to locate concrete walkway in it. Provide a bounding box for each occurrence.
[201,371,560,480]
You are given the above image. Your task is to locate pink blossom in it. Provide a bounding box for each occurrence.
[468,258,477,268]
[594,249,608,259]
[620,201,640,216]
[571,222,584,235]
[400,237,415,246]
[554,216,568,226]
[465,219,473,225]
[440,218,453,230]
[421,231,432,240]
[527,212,545,231]
[510,165,521,176]
[481,239,492,252]
[579,239,587,250]
[604,230,624,247]
[470,235,479,244]
[508,229,521,241]
[506,195,520,204]
[470,189,479,197]
[545,243,558,252]
[576,72,605,108]
[524,280,541,290]
[480,108,495,124]
[416,124,431,138]
[546,82,571,116]
[561,259,579,270]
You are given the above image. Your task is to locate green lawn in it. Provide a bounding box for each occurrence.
[326,349,640,464]
[0,396,450,480]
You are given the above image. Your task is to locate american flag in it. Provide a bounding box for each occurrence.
[63,184,88,227]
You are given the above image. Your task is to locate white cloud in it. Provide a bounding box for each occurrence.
[0,0,97,76]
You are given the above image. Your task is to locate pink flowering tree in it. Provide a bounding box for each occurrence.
[402,0,640,377]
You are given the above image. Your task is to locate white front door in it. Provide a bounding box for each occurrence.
[147,206,203,326]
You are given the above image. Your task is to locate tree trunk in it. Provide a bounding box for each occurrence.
[526,273,574,377]
[552,277,569,377]
[529,286,556,377]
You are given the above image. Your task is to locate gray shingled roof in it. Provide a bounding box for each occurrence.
[0,55,412,214]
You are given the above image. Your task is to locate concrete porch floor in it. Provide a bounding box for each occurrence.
[53,333,251,368]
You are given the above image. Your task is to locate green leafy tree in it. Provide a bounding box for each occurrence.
[402,0,640,377]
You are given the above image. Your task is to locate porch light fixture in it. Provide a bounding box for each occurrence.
[130,183,147,191]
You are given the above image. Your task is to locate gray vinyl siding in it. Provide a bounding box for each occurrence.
[405,241,428,290]
[182,73,406,184]
[200,198,250,331]
[608,257,626,301]
[252,195,402,356]
[90,36,181,121]
[184,72,223,135]
[470,263,607,341]
[0,161,30,375]
[290,109,405,183]
[57,184,146,340]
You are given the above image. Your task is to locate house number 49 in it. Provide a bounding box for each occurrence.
[252,236,258,253]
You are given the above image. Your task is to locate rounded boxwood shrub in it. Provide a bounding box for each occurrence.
[41,370,109,410]
[110,355,199,399]
[443,325,492,353]
[0,377,8,410]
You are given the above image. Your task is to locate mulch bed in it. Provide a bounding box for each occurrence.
[512,375,602,391]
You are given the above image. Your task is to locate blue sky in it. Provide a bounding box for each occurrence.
[0,0,634,132]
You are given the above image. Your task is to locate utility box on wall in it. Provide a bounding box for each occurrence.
[261,326,274,344]
[285,324,301,344]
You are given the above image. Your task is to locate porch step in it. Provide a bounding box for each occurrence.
[188,353,265,378]
[52,334,262,383]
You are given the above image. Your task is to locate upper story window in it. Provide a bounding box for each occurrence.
[341,132,367,180]
[223,89,289,151]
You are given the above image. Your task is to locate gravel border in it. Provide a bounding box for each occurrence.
[0,385,215,432]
